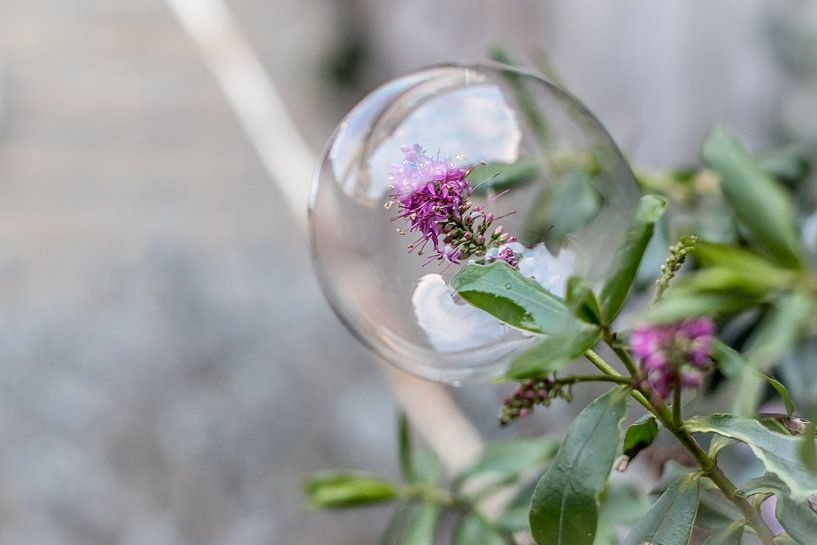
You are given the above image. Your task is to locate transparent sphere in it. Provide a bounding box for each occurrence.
[309,62,640,384]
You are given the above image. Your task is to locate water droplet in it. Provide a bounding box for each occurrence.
[504,283,512,290]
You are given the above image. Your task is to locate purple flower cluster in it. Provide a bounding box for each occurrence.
[630,317,716,400]
[498,377,572,426]
[494,245,518,268]
[388,144,518,266]
[389,145,470,253]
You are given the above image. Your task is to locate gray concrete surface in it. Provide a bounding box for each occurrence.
[0,1,397,543]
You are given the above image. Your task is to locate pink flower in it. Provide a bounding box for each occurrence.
[499,377,571,426]
[441,244,462,263]
[630,317,716,400]
[491,246,519,268]
[388,144,520,266]
[389,145,472,262]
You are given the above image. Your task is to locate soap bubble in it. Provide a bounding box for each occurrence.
[309,62,640,384]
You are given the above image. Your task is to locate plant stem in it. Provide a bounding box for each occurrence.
[585,349,653,412]
[584,348,778,545]
[560,374,632,386]
[402,483,459,507]
[672,385,683,428]
[600,327,640,376]
[613,343,640,376]
[584,348,621,377]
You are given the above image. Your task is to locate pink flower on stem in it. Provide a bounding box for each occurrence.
[630,317,716,400]
[498,377,572,426]
[387,144,519,267]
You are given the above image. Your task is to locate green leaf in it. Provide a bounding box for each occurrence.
[685,414,817,499]
[738,474,817,545]
[636,212,672,289]
[701,127,803,268]
[701,522,745,545]
[304,471,399,509]
[599,482,651,525]
[382,503,414,545]
[708,435,734,459]
[505,328,600,380]
[711,339,745,379]
[400,501,439,545]
[697,488,744,529]
[758,415,797,436]
[521,185,556,245]
[800,408,817,473]
[469,161,540,195]
[548,169,603,241]
[566,276,602,325]
[398,413,415,482]
[664,268,777,299]
[622,416,659,463]
[414,450,443,485]
[736,474,781,497]
[599,194,667,322]
[777,495,817,544]
[774,534,800,545]
[745,292,812,369]
[452,514,506,545]
[529,387,630,545]
[694,243,795,289]
[712,340,795,416]
[455,436,559,489]
[649,462,737,530]
[650,461,695,495]
[725,294,813,416]
[648,292,752,322]
[622,473,701,545]
[662,238,801,300]
[781,338,817,417]
[765,375,796,416]
[451,261,587,336]
[758,146,811,187]
[720,347,763,417]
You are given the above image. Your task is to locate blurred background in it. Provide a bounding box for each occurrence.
[0,1,815,543]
